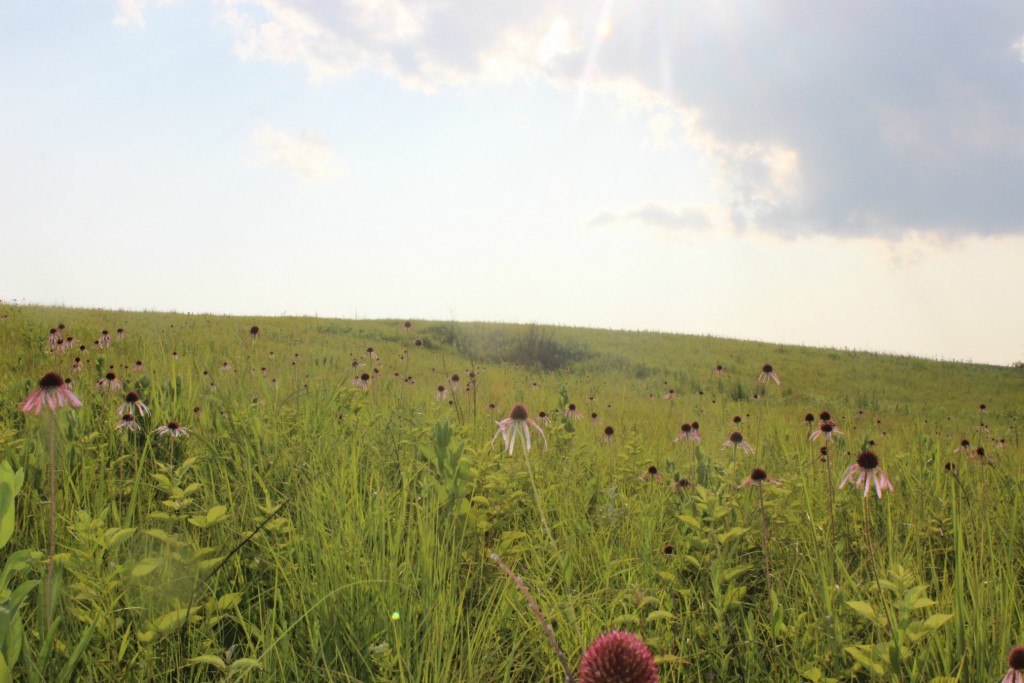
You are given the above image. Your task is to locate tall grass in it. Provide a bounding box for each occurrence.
[0,302,1021,681]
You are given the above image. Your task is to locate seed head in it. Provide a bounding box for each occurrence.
[1008,645,1024,671]
[856,450,879,469]
[762,364,773,373]
[39,372,64,389]
[729,431,744,445]
[604,425,614,437]
[509,403,528,421]
[750,467,767,481]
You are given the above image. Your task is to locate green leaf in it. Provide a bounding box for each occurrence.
[130,557,161,578]
[153,608,191,633]
[801,667,823,682]
[677,515,701,531]
[216,593,242,611]
[844,645,885,676]
[188,655,226,671]
[104,527,136,550]
[227,658,263,674]
[845,600,879,624]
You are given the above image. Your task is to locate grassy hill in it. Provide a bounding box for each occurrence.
[1,302,1022,681]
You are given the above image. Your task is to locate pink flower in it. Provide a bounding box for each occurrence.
[491,404,547,455]
[116,413,140,432]
[1003,646,1024,683]
[722,431,755,455]
[564,403,581,420]
[810,420,843,443]
[674,423,700,444]
[117,391,150,416]
[758,364,780,385]
[435,385,448,401]
[95,372,122,392]
[739,467,782,488]
[578,631,658,683]
[154,421,189,438]
[352,373,371,390]
[20,372,83,414]
[839,450,894,498]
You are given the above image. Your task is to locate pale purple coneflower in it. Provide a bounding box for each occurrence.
[739,467,782,488]
[641,465,662,482]
[839,450,894,499]
[250,325,260,339]
[414,338,423,347]
[673,477,693,493]
[1001,646,1024,683]
[492,403,547,455]
[117,391,150,416]
[71,357,83,373]
[95,372,122,392]
[48,328,61,347]
[603,425,615,443]
[21,372,83,414]
[810,420,844,443]
[758,363,781,385]
[220,361,232,372]
[365,347,378,361]
[99,330,111,348]
[713,364,725,376]
[116,327,125,340]
[448,374,461,391]
[261,367,269,378]
[723,431,754,455]
[353,373,371,390]
[404,320,413,333]
[662,389,675,400]
[591,411,599,425]
[116,412,140,432]
[155,421,189,438]
[953,438,971,454]
[133,360,144,372]
[674,423,700,443]
[435,385,448,401]
[537,411,551,425]
[564,403,581,420]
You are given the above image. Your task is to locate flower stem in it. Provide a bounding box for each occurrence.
[47,409,56,630]
[862,495,904,683]
[758,482,772,598]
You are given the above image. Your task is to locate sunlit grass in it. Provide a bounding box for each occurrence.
[1,302,1022,681]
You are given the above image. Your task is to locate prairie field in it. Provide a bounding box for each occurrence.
[1,302,1023,682]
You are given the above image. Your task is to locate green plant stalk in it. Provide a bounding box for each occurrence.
[862,495,904,683]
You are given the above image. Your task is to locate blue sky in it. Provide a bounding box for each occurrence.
[2,0,1023,365]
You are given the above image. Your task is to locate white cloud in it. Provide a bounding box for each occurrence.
[114,0,178,28]
[251,123,344,182]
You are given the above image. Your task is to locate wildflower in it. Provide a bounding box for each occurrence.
[662,544,674,555]
[404,320,413,332]
[662,389,675,400]
[805,413,815,426]
[675,423,698,443]
[132,360,144,372]
[722,431,754,455]
[48,328,61,346]
[366,347,378,361]
[578,630,658,683]
[95,372,122,392]
[71,357,83,373]
[591,412,599,425]
[839,450,894,498]
[564,403,581,420]
[758,364,781,385]
[690,421,700,435]
[20,372,83,414]
[954,439,971,454]
[250,325,260,338]
[154,421,189,438]
[353,373,371,390]
[740,467,782,488]
[414,338,423,347]
[713,364,724,376]
[537,411,551,424]
[99,330,111,348]
[733,415,742,425]
[117,391,150,416]
[116,413,140,432]
[604,425,615,443]
[435,385,448,401]
[810,420,844,443]
[220,361,232,372]
[673,478,693,492]
[492,403,547,455]
[971,446,993,464]
[449,374,461,391]
[641,465,661,482]
[1002,646,1024,683]
[116,327,125,339]
[819,411,832,422]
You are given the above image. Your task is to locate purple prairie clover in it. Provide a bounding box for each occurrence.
[21,372,83,414]
[839,450,894,498]
[491,403,547,455]
[758,364,781,385]
[722,431,755,455]
[1002,646,1024,683]
[578,631,659,683]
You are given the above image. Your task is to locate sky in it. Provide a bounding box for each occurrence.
[2,1,1023,365]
